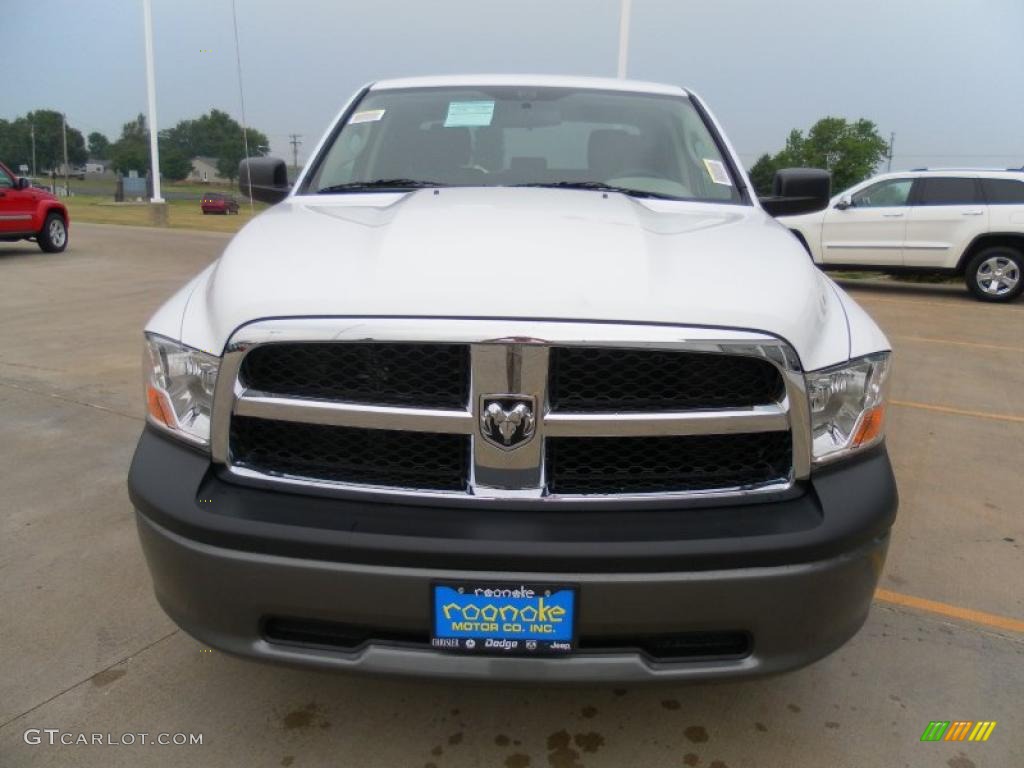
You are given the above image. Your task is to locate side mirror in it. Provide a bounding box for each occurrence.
[834,195,852,210]
[16,177,31,190]
[239,157,290,204]
[759,168,832,217]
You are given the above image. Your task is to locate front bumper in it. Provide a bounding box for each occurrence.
[129,428,897,682]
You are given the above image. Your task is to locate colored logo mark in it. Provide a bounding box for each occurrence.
[920,721,997,742]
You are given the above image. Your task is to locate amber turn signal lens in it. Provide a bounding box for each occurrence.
[146,385,176,427]
[852,405,885,447]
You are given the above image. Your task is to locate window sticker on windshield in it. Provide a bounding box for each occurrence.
[444,100,495,127]
[349,109,385,124]
[703,158,732,186]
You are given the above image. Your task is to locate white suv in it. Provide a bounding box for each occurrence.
[780,169,1024,302]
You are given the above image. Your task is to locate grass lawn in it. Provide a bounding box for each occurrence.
[64,195,267,233]
[32,176,241,199]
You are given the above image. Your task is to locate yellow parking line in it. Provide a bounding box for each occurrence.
[875,589,1024,634]
[891,334,1024,354]
[890,399,1024,424]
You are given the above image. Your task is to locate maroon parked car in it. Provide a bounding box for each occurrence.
[200,193,240,215]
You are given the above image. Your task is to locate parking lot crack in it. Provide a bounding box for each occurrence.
[0,379,142,423]
[0,629,179,730]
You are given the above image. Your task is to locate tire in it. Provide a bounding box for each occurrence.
[37,212,68,253]
[965,247,1023,302]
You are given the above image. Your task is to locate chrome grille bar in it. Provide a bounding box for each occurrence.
[543,404,788,437]
[234,392,473,433]
[211,318,811,505]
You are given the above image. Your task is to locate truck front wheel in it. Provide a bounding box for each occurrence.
[37,212,68,253]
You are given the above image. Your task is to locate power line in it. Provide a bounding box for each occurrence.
[288,133,303,175]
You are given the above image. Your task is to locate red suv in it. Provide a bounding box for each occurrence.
[200,193,240,215]
[0,161,69,252]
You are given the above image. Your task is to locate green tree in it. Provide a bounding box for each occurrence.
[110,114,149,174]
[158,141,192,181]
[110,109,269,180]
[87,131,111,159]
[0,119,31,170]
[164,109,268,180]
[0,111,86,172]
[35,110,86,169]
[748,118,889,194]
[748,154,779,196]
[216,128,270,181]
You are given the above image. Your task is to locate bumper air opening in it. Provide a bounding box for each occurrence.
[263,616,751,662]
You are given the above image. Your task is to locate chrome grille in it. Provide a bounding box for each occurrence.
[212,319,809,504]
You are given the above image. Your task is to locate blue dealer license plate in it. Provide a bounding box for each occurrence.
[431,583,577,655]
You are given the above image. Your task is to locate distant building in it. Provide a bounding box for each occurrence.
[190,156,225,183]
[85,161,107,174]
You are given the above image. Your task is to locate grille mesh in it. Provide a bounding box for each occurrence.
[230,416,469,491]
[240,343,469,409]
[549,347,783,412]
[546,432,792,494]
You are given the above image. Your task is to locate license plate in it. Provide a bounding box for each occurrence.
[431,583,577,655]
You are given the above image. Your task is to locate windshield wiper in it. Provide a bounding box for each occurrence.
[513,181,681,200]
[317,179,448,194]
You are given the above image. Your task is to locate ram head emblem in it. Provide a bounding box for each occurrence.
[480,397,536,449]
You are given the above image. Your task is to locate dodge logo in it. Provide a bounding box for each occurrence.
[480,396,536,450]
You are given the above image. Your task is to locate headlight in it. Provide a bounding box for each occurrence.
[144,333,219,447]
[806,352,891,464]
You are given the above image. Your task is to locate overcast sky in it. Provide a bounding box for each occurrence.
[5,0,1022,171]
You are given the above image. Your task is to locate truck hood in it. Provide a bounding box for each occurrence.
[181,187,854,370]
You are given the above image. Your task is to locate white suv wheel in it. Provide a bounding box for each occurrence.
[966,248,1024,302]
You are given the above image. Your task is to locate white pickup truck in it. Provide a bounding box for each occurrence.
[129,75,897,681]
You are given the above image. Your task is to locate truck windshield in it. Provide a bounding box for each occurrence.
[304,86,743,204]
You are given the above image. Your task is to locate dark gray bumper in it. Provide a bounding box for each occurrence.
[130,428,896,682]
[137,512,887,681]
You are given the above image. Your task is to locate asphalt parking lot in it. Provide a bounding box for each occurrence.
[1,223,1022,768]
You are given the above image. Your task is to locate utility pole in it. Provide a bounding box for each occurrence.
[617,0,632,78]
[232,0,254,211]
[30,124,36,177]
[887,132,895,172]
[142,0,164,203]
[62,113,70,196]
[288,133,303,175]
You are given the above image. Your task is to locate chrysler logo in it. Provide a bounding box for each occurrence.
[480,395,536,450]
